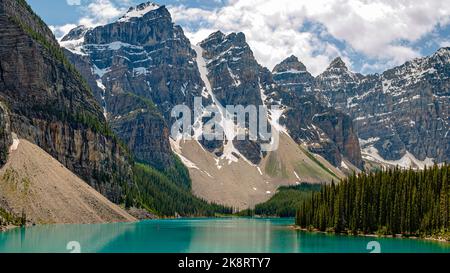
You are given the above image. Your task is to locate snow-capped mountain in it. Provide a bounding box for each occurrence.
[63,3,207,171]
[118,2,160,22]
[61,1,448,207]
[315,57,364,110]
[272,56,363,169]
[272,55,315,94]
[275,49,449,169]
[61,2,358,208]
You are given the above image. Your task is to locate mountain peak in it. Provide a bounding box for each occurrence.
[210,30,226,39]
[328,57,347,70]
[61,25,90,42]
[434,47,450,59]
[273,55,308,74]
[118,2,162,22]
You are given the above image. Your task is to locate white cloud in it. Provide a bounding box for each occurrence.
[169,0,450,75]
[53,0,129,39]
[52,0,450,75]
[79,0,126,27]
[440,40,450,48]
[66,0,81,5]
[49,24,78,40]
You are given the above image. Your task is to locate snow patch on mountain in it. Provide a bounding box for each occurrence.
[60,37,86,56]
[273,69,308,75]
[96,79,108,118]
[118,2,160,22]
[92,64,111,78]
[362,145,435,170]
[193,45,244,166]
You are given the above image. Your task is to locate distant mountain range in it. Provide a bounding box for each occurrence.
[0,1,448,216]
[58,1,449,208]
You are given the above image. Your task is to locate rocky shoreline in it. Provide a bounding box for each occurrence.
[0,224,19,232]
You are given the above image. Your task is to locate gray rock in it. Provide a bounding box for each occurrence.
[0,0,132,202]
[272,56,364,169]
[315,49,450,163]
[62,4,208,171]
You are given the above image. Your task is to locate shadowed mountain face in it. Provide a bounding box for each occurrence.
[0,0,132,202]
[199,31,265,109]
[62,2,363,177]
[272,56,363,169]
[0,0,230,220]
[63,4,207,171]
[272,55,315,94]
[274,49,449,166]
[60,1,448,205]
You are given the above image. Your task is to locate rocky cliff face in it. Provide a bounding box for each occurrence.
[63,3,363,172]
[0,0,132,202]
[198,31,271,164]
[0,101,12,167]
[272,56,363,169]
[313,49,450,166]
[62,3,207,171]
[199,31,264,108]
[59,2,363,208]
[272,55,315,94]
[107,93,173,170]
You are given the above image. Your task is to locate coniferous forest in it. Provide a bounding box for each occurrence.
[253,184,322,217]
[126,164,233,217]
[296,164,450,238]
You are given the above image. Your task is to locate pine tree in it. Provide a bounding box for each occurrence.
[295,164,450,238]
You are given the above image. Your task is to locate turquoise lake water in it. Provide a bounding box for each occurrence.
[0,218,449,253]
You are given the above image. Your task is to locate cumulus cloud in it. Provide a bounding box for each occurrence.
[52,0,450,75]
[169,0,450,75]
[49,24,78,40]
[54,0,130,39]
[78,0,126,27]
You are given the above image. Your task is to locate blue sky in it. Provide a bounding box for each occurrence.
[27,0,450,76]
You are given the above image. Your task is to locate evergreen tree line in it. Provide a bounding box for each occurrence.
[296,164,450,237]
[253,184,322,217]
[124,163,233,217]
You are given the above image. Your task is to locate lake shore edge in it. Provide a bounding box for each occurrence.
[290,225,450,243]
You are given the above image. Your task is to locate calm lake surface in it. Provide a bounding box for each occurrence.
[0,218,449,253]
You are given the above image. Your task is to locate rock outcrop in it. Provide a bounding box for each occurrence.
[0,101,12,167]
[62,3,207,172]
[272,56,364,169]
[57,2,368,207]
[313,50,450,165]
[0,0,132,202]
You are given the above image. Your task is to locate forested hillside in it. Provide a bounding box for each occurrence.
[296,164,450,238]
[127,164,233,217]
[253,184,322,217]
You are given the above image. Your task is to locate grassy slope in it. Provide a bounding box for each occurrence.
[238,183,322,217]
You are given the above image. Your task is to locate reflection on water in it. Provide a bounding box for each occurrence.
[0,222,136,253]
[187,218,292,253]
[0,218,449,253]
